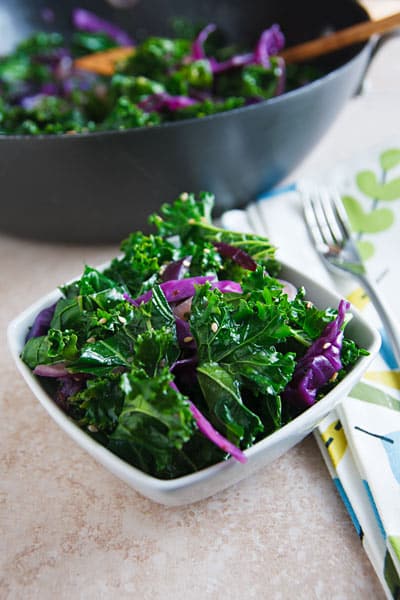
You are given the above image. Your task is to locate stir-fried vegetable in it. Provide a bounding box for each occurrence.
[0,9,322,135]
[21,192,368,479]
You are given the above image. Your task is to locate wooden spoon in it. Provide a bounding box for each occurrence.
[74,12,400,75]
[280,11,400,63]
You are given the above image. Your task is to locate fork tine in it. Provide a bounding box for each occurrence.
[319,188,344,246]
[302,186,329,252]
[330,188,353,240]
[306,184,337,248]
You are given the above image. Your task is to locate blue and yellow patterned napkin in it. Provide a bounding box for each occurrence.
[221,144,400,598]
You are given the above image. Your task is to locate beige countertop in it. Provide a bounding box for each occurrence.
[1,29,400,600]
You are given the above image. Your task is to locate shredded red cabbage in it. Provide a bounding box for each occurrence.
[55,374,87,413]
[278,279,297,301]
[282,300,350,409]
[124,276,216,306]
[26,302,56,341]
[33,363,69,377]
[72,8,134,46]
[175,317,197,350]
[20,94,47,111]
[138,93,197,113]
[161,256,192,282]
[191,23,217,60]
[124,277,241,308]
[191,23,284,75]
[214,242,257,271]
[211,53,254,74]
[169,380,247,463]
[253,24,285,68]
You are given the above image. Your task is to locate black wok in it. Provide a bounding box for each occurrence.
[0,0,373,243]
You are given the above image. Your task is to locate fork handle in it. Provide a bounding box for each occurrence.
[358,273,400,368]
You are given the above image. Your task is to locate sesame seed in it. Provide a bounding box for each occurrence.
[86,336,96,344]
[329,372,338,383]
[98,317,107,325]
[182,259,191,267]
[88,424,98,433]
[211,322,218,333]
[183,336,193,343]
[118,316,127,324]
[323,342,331,349]
[180,192,189,201]
[306,301,313,309]
[203,248,210,254]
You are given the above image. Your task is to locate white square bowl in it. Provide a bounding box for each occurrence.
[7,261,381,506]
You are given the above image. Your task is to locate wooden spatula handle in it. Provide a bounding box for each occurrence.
[280,12,400,63]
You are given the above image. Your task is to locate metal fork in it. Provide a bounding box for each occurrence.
[301,181,400,368]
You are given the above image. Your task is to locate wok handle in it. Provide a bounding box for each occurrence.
[280,12,400,63]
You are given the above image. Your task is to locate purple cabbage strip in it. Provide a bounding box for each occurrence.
[190,23,285,75]
[282,300,350,410]
[26,302,57,341]
[55,374,87,413]
[33,363,69,378]
[124,276,242,306]
[175,318,197,350]
[170,355,198,374]
[161,256,192,282]
[278,278,297,301]
[124,275,216,306]
[191,23,217,60]
[170,355,198,392]
[20,94,48,111]
[169,381,247,463]
[138,93,197,113]
[214,241,257,271]
[253,24,285,68]
[72,8,134,46]
[41,82,59,95]
[214,280,243,294]
[211,52,254,74]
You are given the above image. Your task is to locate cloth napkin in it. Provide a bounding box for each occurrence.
[221,143,400,598]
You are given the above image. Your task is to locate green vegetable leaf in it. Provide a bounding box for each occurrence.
[197,362,263,446]
[21,328,79,368]
[228,348,295,397]
[21,335,52,369]
[119,36,191,81]
[104,231,173,295]
[150,192,275,264]
[72,376,124,432]
[78,266,121,295]
[190,283,290,365]
[50,297,83,331]
[70,331,132,375]
[215,61,280,100]
[134,326,180,377]
[109,367,194,475]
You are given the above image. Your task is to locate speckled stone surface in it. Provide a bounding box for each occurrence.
[2,28,399,600]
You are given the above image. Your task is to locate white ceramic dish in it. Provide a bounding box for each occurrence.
[7,261,381,506]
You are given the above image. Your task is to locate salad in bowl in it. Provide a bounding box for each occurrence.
[8,192,380,504]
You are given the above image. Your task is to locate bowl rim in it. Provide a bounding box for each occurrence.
[7,258,381,492]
